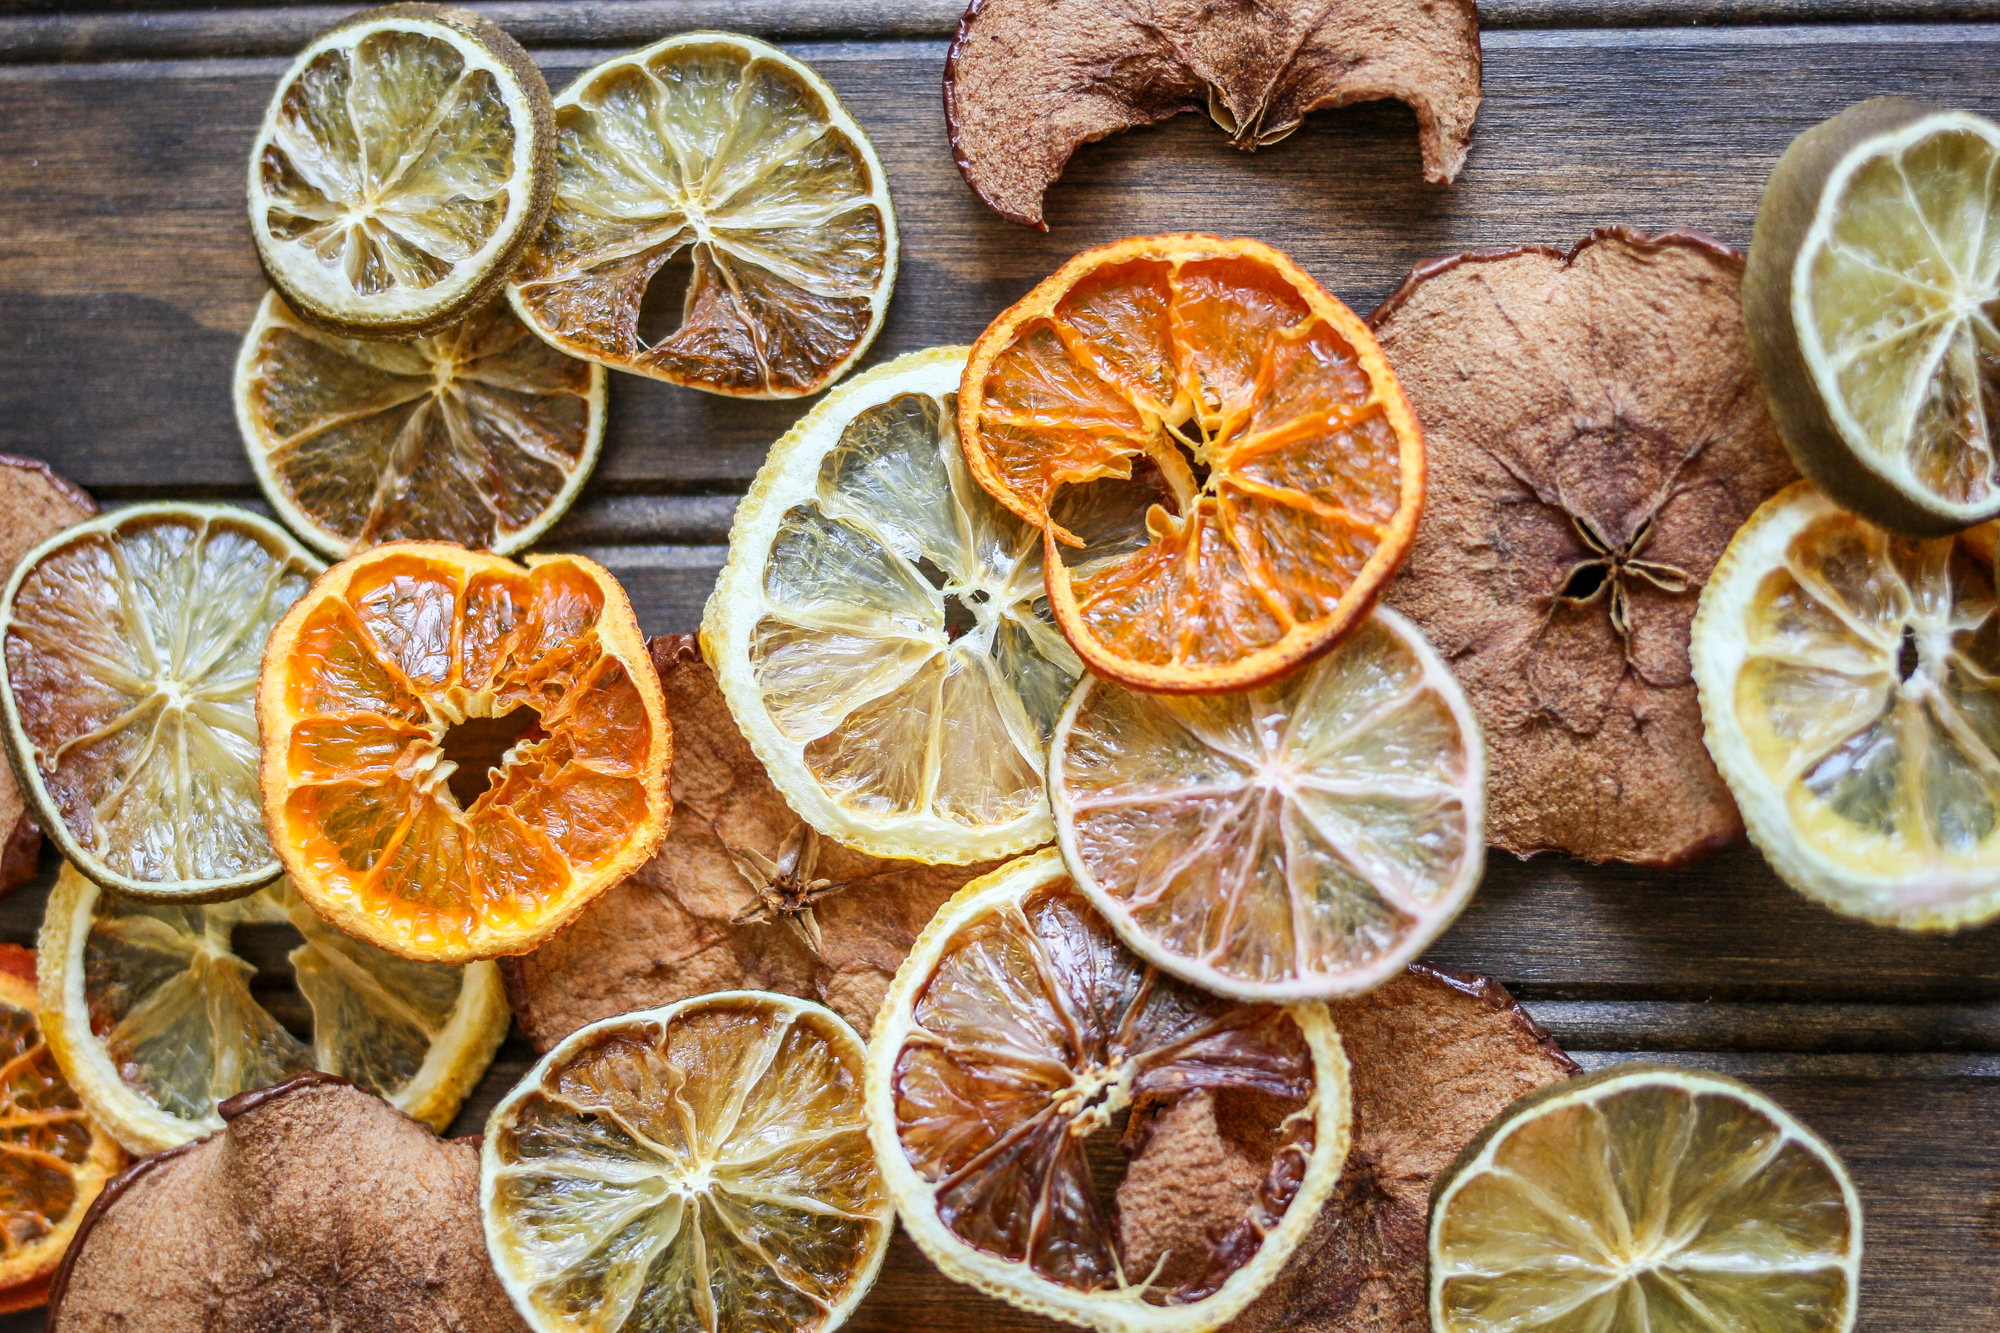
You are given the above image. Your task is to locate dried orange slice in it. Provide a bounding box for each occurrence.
[959,234,1424,694]
[257,542,671,962]
[865,849,1351,1333]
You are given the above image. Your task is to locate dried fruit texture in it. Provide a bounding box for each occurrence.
[945,0,1481,228]
[1373,229,1800,864]
[1232,964,1576,1333]
[48,1074,526,1333]
[0,456,93,893]
[506,638,997,1044]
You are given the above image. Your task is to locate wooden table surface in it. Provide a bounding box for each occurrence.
[4,1,2000,1329]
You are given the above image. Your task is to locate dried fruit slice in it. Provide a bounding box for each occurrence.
[1233,964,1577,1333]
[1429,1062,1861,1333]
[960,234,1424,694]
[945,0,1480,229]
[247,3,556,338]
[1373,229,1800,864]
[704,347,1107,863]
[482,992,891,1333]
[507,32,897,398]
[865,849,1351,1333]
[1746,98,2000,536]
[1050,606,1484,1000]
[37,861,508,1154]
[1692,481,2000,929]
[236,291,607,558]
[504,637,997,1046]
[49,1073,527,1333]
[0,944,121,1315]
[0,505,323,902]
[258,542,671,962]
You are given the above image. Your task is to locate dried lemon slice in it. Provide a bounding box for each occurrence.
[1746,98,2000,535]
[507,31,897,398]
[1050,606,1485,1000]
[481,992,891,1333]
[236,290,607,558]
[1429,1062,1861,1333]
[1693,480,2000,929]
[865,849,1351,1333]
[37,861,507,1155]
[0,505,322,902]
[247,3,556,338]
[704,346,1139,864]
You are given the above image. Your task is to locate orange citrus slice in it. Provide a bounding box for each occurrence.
[257,542,671,962]
[959,234,1424,694]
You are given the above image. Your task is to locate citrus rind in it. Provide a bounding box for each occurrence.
[0,504,324,904]
[1050,605,1487,1001]
[1428,1061,1861,1333]
[235,290,608,559]
[864,848,1352,1333]
[246,3,557,338]
[702,347,1084,864]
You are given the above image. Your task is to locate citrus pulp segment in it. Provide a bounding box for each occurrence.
[0,945,121,1313]
[246,3,556,338]
[481,992,891,1333]
[258,542,671,962]
[1692,481,2000,929]
[0,504,322,902]
[506,31,897,398]
[865,849,1351,1333]
[1050,606,1485,1001]
[236,290,607,558]
[36,862,508,1155]
[958,234,1424,694]
[704,347,1130,864]
[1429,1062,1861,1333]
[1746,98,2000,535]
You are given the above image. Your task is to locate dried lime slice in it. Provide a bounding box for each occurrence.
[247,3,556,337]
[1429,1062,1861,1333]
[1746,97,2000,535]
[0,505,322,901]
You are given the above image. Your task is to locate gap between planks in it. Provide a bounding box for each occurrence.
[4,0,2000,65]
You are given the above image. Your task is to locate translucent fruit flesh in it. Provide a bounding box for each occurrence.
[1431,1068,1858,1333]
[960,237,1422,693]
[509,34,894,397]
[260,545,668,961]
[238,291,604,557]
[1799,114,2000,514]
[0,507,320,899]
[1052,608,1484,1000]
[39,862,504,1153]
[483,995,890,1333]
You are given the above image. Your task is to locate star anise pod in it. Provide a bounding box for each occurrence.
[724,822,853,955]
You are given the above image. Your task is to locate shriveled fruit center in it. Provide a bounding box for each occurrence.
[1736,512,2000,866]
[0,1003,96,1240]
[261,29,519,294]
[892,884,1316,1302]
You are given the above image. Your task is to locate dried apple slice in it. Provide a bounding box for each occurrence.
[945,0,1480,228]
[1373,229,1800,864]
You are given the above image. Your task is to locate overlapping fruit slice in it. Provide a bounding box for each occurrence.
[258,543,671,962]
[37,861,508,1154]
[959,234,1424,693]
[1051,606,1485,1000]
[0,944,121,1315]
[865,850,1351,1333]
[0,505,322,902]
[507,32,897,398]
[1692,481,2000,929]
[236,291,607,558]
[704,347,1143,863]
[246,3,556,337]
[1429,1063,1861,1333]
[482,992,891,1333]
